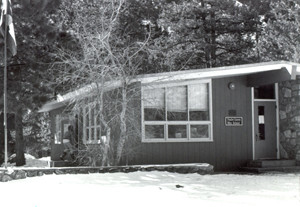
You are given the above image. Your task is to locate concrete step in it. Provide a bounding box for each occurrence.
[241,166,300,173]
[247,159,296,168]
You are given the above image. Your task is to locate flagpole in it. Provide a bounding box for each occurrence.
[3,0,8,169]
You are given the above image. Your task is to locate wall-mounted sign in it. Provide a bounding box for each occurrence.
[225,117,243,126]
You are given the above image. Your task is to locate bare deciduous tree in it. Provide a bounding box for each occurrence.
[52,0,150,166]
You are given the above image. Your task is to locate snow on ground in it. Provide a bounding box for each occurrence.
[1,155,300,207]
[0,171,300,207]
[1,154,51,168]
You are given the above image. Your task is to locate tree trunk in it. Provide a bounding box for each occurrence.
[101,127,110,166]
[115,85,127,165]
[210,10,216,67]
[15,106,25,166]
[96,84,111,166]
[201,0,211,68]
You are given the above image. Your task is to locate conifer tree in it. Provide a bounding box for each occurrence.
[0,0,61,165]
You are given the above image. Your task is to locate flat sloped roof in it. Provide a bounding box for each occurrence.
[137,61,299,84]
[39,61,300,112]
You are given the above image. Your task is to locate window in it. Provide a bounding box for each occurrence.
[142,80,212,142]
[257,106,265,140]
[254,84,275,99]
[83,104,106,144]
[54,114,74,144]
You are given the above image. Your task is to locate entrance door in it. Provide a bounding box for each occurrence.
[254,101,277,159]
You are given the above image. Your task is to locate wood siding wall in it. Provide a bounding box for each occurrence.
[132,76,253,171]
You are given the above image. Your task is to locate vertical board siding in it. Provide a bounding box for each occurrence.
[48,77,253,170]
[213,76,252,170]
[135,76,253,171]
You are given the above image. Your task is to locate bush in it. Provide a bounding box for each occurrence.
[76,144,105,167]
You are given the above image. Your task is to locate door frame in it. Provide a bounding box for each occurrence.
[251,83,280,160]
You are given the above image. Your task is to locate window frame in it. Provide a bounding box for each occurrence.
[141,79,213,143]
[82,104,102,144]
[54,114,74,144]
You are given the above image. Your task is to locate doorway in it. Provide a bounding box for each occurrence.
[252,84,278,160]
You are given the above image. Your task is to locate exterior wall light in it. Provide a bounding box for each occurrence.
[228,82,235,90]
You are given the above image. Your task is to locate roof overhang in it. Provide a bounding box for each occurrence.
[38,100,69,113]
[246,65,297,87]
[137,61,299,85]
[39,61,300,113]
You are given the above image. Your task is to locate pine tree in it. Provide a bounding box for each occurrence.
[0,0,61,166]
[150,0,264,70]
[257,0,300,62]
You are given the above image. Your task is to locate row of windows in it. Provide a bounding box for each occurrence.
[78,80,213,143]
[54,110,106,145]
[142,80,213,142]
[55,82,276,144]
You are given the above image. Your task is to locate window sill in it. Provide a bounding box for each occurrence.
[142,138,213,143]
[84,140,102,145]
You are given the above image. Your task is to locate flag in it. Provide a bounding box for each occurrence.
[0,0,16,56]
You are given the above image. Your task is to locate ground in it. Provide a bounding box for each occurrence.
[0,155,300,207]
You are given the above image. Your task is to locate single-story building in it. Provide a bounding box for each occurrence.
[39,61,300,171]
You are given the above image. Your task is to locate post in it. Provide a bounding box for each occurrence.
[3,0,8,169]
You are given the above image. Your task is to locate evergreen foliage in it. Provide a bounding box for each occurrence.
[2,0,300,166]
[0,0,62,166]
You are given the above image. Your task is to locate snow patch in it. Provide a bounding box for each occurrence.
[0,171,299,207]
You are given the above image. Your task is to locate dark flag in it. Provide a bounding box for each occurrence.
[0,0,17,56]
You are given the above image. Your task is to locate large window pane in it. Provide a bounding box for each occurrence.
[85,107,90,127]
[258,106,265,140]
[189,83,209,121]
[190,125,209,138]
[96,113,101,126]
[145,125,164,139]
[96,128,101,141]
[142,81,212,142]
[167,86,187,121]
[91,128,95,141]
[86,129,90,141]
[144,88,165,121]
[168,125,187,139]
[91,108,95,126]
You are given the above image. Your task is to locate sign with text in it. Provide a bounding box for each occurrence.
[225,117,243,126]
